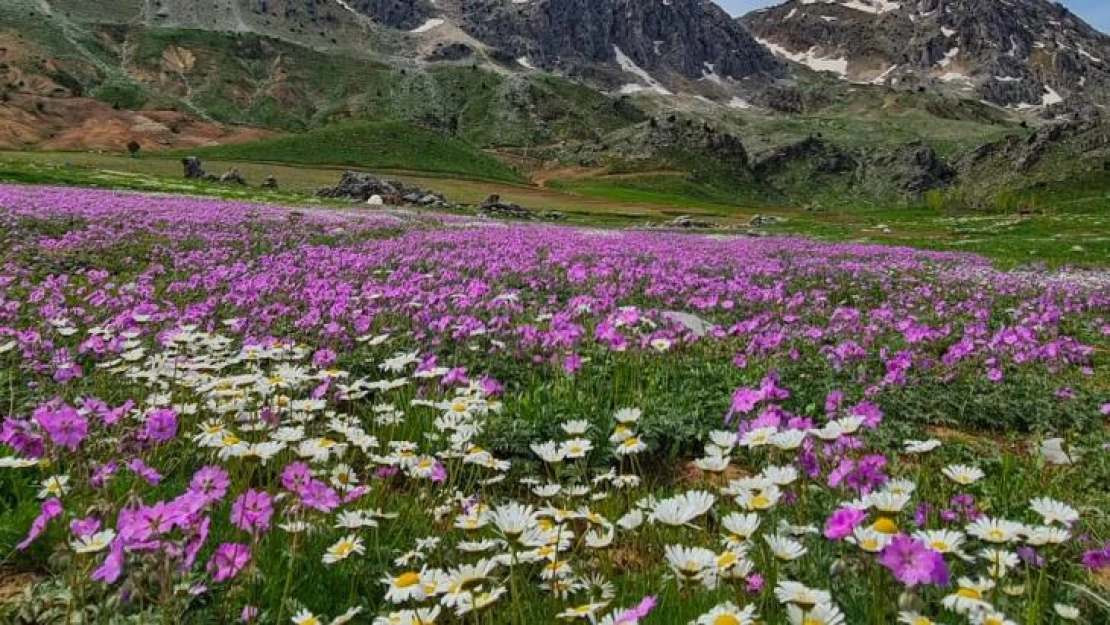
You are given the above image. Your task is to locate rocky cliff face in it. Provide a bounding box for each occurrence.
[114,1,785,93]
[741,0,1110,108]
[452,0,783,89]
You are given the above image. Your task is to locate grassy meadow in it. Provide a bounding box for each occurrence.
[0,183,1106,625]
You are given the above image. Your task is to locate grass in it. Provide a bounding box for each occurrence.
[180,122,527,184]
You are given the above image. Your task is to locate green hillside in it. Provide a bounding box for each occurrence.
[185,122,526,183]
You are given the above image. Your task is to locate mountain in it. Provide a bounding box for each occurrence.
[740,0,1110,108]
[2,0,1109,212]
[21,0,782,95]
[452,0,784,91]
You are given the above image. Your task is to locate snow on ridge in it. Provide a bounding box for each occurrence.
[333,0,359,17]
[727,97,753,110]
[1041,85,1063,106]
[410,18,445,34]
[1077,45,1103,64]
[800,0,901,15]
[613,46,672,95]
[756,38,848,77]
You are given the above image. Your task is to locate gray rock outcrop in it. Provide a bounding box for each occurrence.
[317,171,445,205]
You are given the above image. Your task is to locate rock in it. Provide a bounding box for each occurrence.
[418,194,439,206]
[262,175,278,189]
[538,211,567,221]
[662,311,715,338]
[181,157,205,179]
[425,43,474,62]
[219,168,247,185]
[367,195,384,206]
[317,171,445,205]
[749,214,786,227]
[666,215,713,229]
[479,194,537,220]
[1038,438,1077,465]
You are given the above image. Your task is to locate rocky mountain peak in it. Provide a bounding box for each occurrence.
[741,0,1110,108]
[450,0,783,88]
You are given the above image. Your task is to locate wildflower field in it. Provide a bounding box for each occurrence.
[0,184,1107,625]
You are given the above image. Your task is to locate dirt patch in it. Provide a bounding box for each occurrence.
[1092,567,1110,592]
[0,94,275,152]
[676,459,752,487]
[0,570,36,604]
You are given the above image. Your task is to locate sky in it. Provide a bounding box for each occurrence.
[714,0,1110,33]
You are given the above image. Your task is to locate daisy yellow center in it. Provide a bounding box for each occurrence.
[873,517,899,534]
[417,459,434,470]
[622,437,640,448]
[930,540,949,551]
[957,588,982,600]
[986,529,1005,541]
[913,618,933,625]
[396,572,421,588]
[751,493,772,510]
[983,618,1004,625]
[222,435,241,446]
[318,438,336,448]
[717,552,738,568]
[802,618,823,625]
[333,542,355,557]
[861,538,879,550]
[713,615,742,625]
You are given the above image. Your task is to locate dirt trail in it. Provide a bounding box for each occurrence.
[531,166,688,188]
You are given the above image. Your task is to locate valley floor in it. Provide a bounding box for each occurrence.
[0,151,1107,268]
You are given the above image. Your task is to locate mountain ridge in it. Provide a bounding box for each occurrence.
[740,0,1110,107]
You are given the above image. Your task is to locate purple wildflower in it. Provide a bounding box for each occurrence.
[878,534,950,587]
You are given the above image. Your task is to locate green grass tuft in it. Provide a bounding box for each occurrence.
[183,122,527,184]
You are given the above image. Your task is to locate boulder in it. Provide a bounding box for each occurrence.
[262,175,278,189]
[662,311,715,338]
[748,214,786,227]
[666,215,713,229]
[219,168,247,185]
[367,195,384,206]
[317,171,445,205]
[479,194,537,220]
[181,157,205,179]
